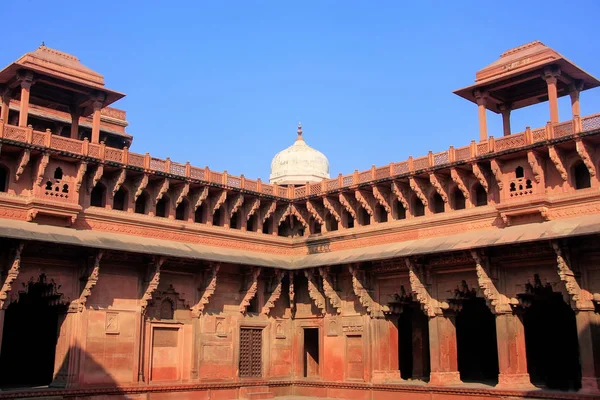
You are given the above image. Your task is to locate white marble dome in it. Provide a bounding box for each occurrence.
[270,124,330,185]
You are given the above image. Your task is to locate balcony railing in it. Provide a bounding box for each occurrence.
[1,114,599,199]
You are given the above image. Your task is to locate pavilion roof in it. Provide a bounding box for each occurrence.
[454,41,600,113]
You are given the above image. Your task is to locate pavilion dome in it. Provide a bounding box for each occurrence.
[269,124,330,185]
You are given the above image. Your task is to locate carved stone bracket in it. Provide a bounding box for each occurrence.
[111,169,127,197]
[339,192,359,219]
[551,241,595,311]
[429,173,449,204]
[355,189,376,217]
[15,149,30,183]
[372,185,392,215]
[192,186,209,210]
[140,256,165,315]
[471,162,489,193]
[240,267,261,314]
[319,267,342,314]
[134,173,149,201]
[409,177,429,207]
[323,196,342,223]
[489,159,504,189]
[207,190,227,225]
[575,138,596,177]
[75,162,88,193]
[243,197,260,224]
[191,263,219,317]
[87,164,104,194]
[34,153,50,186]
[155,178,169,202]
[260,200,277,223]
[450,168,470,200]
[391,180,410,210]
[348,264,379,318]
[261,269,284,315]
[306,199,326,226]
[548,146,568,181]
[286,204,310,230]
[175,182,190,207]
[68,250,104,313]
[527,151,544,185]
[405,258,447,317]
[471,250,514,314]
[227,193,244,217]
[0,242,25,309]
[304,269,326,314]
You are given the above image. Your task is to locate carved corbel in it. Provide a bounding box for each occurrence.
[68,250,104,313]
[306,199,326,226]
[372,185,392,215]
[289,271,296,316]
[140,256,165,314]
[470,250,514,314]
[471,162,489,192]
[339,192,359,220]
[348,264,379,317]
[134,173,149,200]
[14,149,30,183]
[575,138,596,177]
[155,178,169,202]
[239,267,261,314]
[450,168,470,200]
[88,164,104,194]
[405,258,446,317]
[304,269,327,314]
[0,242,25,309]
[191,263,219,317]
[261,269,284,315]
[225,193,244,222]
[34,153,50,186]
[111,168,127,197]
[241,197,260,228]
[322,196,342,223]
[408,177,428,207]
[391,180,410,210]
[287,204,310,230]
[192,186,209,210]
[429,173,449,204]
[489,159,504,189]
[206,190,227,225]
[260,200,277,223]
[75,161,88,193]
[527,151,544,185]
[175,182,190,207]
[319,267,342,314]
[355,189,376,217]
[551,241,594,311]
[548,146,568,181]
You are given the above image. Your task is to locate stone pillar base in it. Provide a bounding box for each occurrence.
[429,371,461,386]
[372,370,403,383]
[580,377,600,394]
[496,373,534,389]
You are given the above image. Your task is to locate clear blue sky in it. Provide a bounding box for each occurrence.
[3,1,600,180]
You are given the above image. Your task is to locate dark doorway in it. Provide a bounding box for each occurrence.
[523,282,581,390]
[456,297,499,384]
[574,162,591,189]
[303,328,319,378]
[0,165,8,192]
[398,304,430,380]
[0,274,67,388]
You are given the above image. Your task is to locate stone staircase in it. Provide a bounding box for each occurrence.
[240,385,275,399]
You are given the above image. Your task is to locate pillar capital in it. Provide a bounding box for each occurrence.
[91,92,106,110]
[16,70,35,90]
[474,89,489,106]
[542,67,561,85]
[569,80,584,94]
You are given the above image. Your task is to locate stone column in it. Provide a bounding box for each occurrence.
[91,94,105,144]
[0,86,10,123]
[17,71,34,127]
[70,107,81,140]
[569,81,583,119]
[412,311,429,379]
[475,90,488,142]
[499,104,511,136]
[543,68,561,124]
[495,311,532,388]
[576,310,600,393]
[428,313,461,386]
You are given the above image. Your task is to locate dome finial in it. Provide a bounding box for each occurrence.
[296,122,303,141]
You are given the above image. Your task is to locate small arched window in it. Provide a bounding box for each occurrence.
[0,165,8,193]
[453,189,466,210]
[175,199,187,221]
[432,193,445,214]
[54,167,63,180]
[474,184,487,206]
[113,188,127,211]
[90,184,105,207]
[135,191,149,214]
[413,197,425,217]
[574,162,591,190]
[156,197,169,218]
[515,166,524,179]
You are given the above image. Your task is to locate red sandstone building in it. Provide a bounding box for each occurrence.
[0,41,599,400]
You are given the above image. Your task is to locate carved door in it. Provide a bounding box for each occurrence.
[239,327,263,377]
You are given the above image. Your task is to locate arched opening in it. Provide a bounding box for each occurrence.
[397,303,430,380]
[521,276,581,390]
[90,183,106,207]
[212,208,222,226]
[325,214,338,232]
[344,211,355,228]
[413,197,425,217]
[359,208,371,226]
[156,196,169,218]
[0,274,67,388]
[278,215,303,237]
[246,214,256,232]
[0,164,8,192]
[263,217,272,234]
[375,204,387,223]
[53,167,63,180]
[453,189,466,210]
[515,166,524,179]
[195,204,206,223]
[230,211,239,229]
[474,184,487,206]
[310,218,322,234]
[455,295,499,384]
[432,193,445,214]
[135,191,149,214]
[175,199,188,221]
[573,162,591,189]
[394,200,406,220]
[113,188,127,211]
[159,299,174,320]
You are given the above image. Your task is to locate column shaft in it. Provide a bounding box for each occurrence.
[576,310,600,393]
[495,312,532,388]
[428,314,461,385]
[18,82,32,127]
